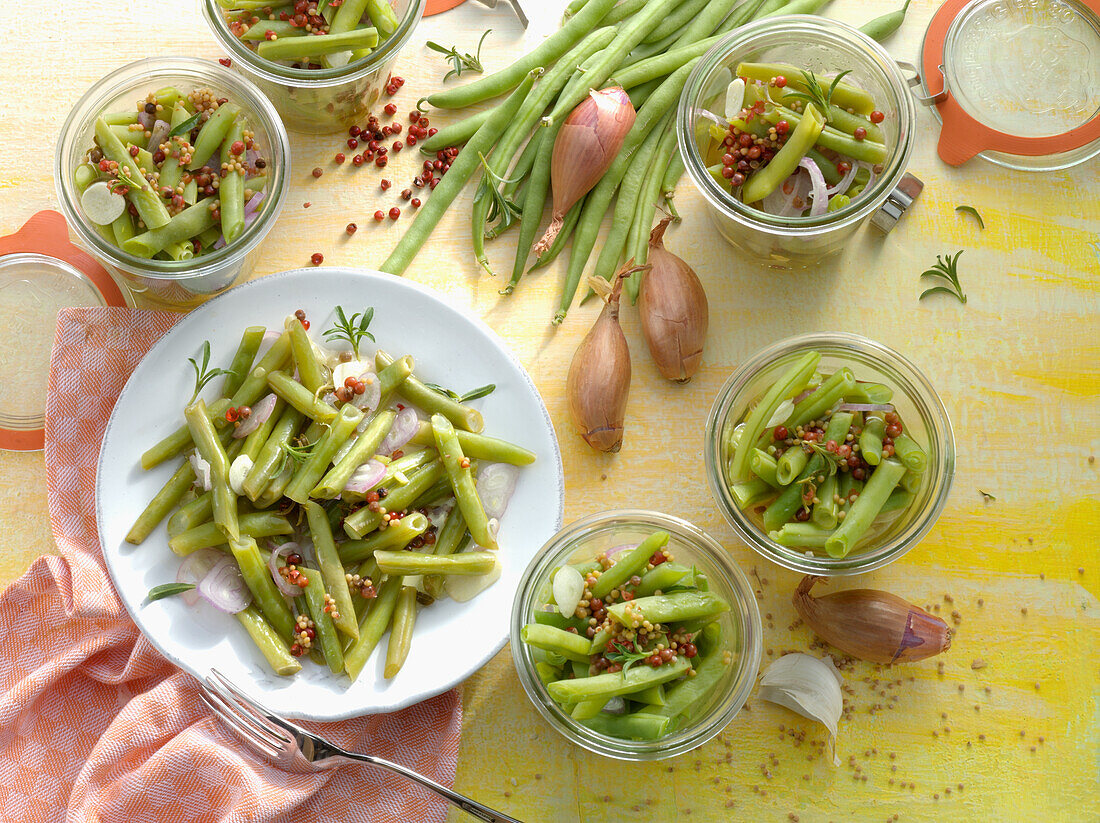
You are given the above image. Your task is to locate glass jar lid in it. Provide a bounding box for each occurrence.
[921,0,1100,170]
[0,253,107,450]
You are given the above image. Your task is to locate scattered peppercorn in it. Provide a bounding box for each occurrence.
[311,252,323,265]
[389,207,401,219]
[345,223,357,235]
[311,167,323,178]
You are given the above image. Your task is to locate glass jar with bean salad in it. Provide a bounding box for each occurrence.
[676,16,915,267]
[201,0,424,134]
[56,57,290,311]
[511,510,761,761]
[705,333,955,576]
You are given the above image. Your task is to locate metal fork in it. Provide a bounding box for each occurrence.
[200,669,523,823]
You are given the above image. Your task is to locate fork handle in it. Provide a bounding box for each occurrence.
[342,751,524,823]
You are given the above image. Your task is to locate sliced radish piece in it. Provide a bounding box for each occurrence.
[227,454,254,495]
[197,555,252,614]
[477,463,519,521]
[176,548,222,607]
[80,181,126,226]
[232,392,277,438]
[552,564,585,617]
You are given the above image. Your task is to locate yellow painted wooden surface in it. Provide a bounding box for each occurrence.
[0,1,1097,820]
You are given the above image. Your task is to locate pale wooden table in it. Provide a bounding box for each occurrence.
[1,1,1097,820]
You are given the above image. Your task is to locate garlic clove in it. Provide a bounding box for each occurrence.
[759,652,844,766]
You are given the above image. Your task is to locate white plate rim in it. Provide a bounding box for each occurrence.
[96,267,564,720]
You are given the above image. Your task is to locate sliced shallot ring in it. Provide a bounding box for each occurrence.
[798,157,829,217]
[344,459,387,494]
[378,406,418,454]
[825,159,858,197]
[176,548,222,607]
[605,543,638,562]
[268,541,302,597]
[232,392,277,438]
[189,452,212,492]
[197,555,252,614]
[477,463,519,521]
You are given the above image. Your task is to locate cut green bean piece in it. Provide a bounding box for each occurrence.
[728,351,820,482]
[784,368,856,430]
[126,461,194,544]
[283,404,362,503]
[424,507,467,600]
[520,623,592,663]
[750,449,782,489]
[374,550,496,577]
[431,414,495,549]
[607,591,729,627]
[654,644,729,718]
[235,606,300,676]
[222,326,265,398]
[580,711,671,740]
[266,369,339,425]
[305,501,359,640]
[732,477,773,510]
[769,521,834,548]
[229,536,296,640]
[408,420,534,465]
[311,409,396,499]
[825,458,906,558]
[185,400,238,542]
[188,103,241,170]
[742,101,824,204]
[344,574,402,680]
[592,532,669,599]
[634,562,693,598]
[860,413,886,466]
[338,513,429,564]
[168,491,212,537]
[375,350,483,433]
[892,433,926,473]
[242,404,305,500]
[169,512,292,556]
[93,117,171,230]
[343,459,445,538]
[762,454,825,531]
[384,586,418,679]
[548,657,691,703]
[301,566,344,675]
[737,62,875,115]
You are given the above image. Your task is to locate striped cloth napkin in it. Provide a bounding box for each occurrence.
[0,307,461,823]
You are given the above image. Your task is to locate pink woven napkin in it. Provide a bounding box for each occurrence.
[0,307,461,823]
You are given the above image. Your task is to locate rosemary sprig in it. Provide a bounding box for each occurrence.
[476,152,523,237]
[426,29,491,82]
[604,639,650,673]
[110,163,149,195]
[919,251,967,304]
[322,305,376,358]
[147,582,196,602]
[188,340,234,404]
[168,111,202,138]
[955,205,985,229]
[274,437,316,477]
[423,381,496,403]
[782,69,853,122]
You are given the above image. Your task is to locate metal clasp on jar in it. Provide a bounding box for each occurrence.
[871,173,925,234]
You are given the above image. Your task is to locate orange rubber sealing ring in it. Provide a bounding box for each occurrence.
[0,210,126,451]
[425,0,467,15]
[923,0,1100,165]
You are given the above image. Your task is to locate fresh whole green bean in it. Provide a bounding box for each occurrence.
[419,109,493,155]
[425,0,616,110]
[383,70,539,277]
[860,0,912,42]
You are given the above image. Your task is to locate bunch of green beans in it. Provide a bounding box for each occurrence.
[131,314,536,680]
[381,0,911,321]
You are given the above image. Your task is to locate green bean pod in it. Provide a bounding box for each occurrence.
[283,404,363,503]
[338,512,429,564]
[431,414,495,549]
[384,586,418,678]
[300,566,345,675]
[305,501,360,640]
[169,511,292,556]
[235,606,300,676]
[126,461,194,544]
[344,574,402,679]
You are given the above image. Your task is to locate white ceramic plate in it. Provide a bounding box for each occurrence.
[97,268,564,720]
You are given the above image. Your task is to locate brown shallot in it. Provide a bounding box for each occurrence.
[566,263,643,452]
[534,86,635,255]
[638,217,709,383]
[793,576,952,664]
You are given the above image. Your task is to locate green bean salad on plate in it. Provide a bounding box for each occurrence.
[129,305,535,682]
[723,349,927,557]
[74,85,271,261]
